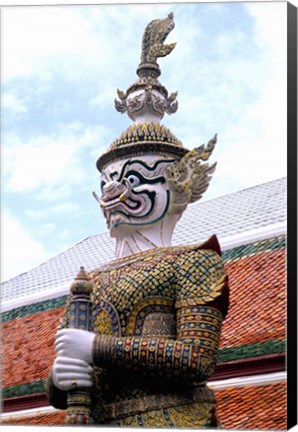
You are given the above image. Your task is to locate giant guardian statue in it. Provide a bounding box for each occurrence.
[46,13,230,428]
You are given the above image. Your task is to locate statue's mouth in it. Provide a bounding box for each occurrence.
[102,195,141,211]
[93,176,161,228]
[99,179,141,212]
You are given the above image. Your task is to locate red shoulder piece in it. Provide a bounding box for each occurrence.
[197,235,230,317]
[197,234,222,256]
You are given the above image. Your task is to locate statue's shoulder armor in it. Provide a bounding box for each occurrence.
[174,235,227,308]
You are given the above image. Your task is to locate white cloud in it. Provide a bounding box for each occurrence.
[1,212,53,282]
[2,6,105,82]
[199,2,287,199]
[37,222,57,235]
[154,3,287,205]
[1,4,173,85]
[25,202,81,220]
[2,91,27,114]
[3,133,84,193]
[3,123,110,197]
[245,2,287,138]
[242,3,286,176]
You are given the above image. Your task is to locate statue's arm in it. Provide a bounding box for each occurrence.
[93,309,223,382]
[92,249,229,383]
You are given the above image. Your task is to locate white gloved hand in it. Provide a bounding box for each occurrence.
[52,356,93,391]
[55,328,96,364]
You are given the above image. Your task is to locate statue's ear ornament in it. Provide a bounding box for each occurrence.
[167,134,217,214]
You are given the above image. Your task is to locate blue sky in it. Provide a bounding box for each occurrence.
[1,2,287,282]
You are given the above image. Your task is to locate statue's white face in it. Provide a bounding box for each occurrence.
[98,155,175,236]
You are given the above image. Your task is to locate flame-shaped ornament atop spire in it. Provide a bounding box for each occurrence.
[138,12,176,77]
[114,13,178,124]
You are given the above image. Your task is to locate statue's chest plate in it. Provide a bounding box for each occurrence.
[91,250,177,337]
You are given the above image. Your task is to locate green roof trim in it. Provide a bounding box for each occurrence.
[2,379,47,399]
[1,296,68,323]
[2,339,285,400]
[218,339,285,363]
[222,235,285,262]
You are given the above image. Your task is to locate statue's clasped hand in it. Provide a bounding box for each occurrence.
[52,329,96,391]
[55,329,95,363]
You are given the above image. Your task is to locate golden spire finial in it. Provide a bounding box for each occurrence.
[70,266,93,294]
[75,266,88,281]
[137,12,176,79]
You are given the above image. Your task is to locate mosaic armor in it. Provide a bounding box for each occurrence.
[46,235,229,427]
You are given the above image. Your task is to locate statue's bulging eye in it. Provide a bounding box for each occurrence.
[126,174,140,186]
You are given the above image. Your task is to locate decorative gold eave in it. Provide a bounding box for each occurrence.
[96,123,188,171]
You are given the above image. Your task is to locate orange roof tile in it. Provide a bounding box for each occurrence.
[216,382,287,430]
[1,410,66,426]
[2,308,64,388]
[222,248,286,348]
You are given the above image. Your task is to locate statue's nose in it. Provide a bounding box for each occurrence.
[102,180,126,201]
[102,180,120,194]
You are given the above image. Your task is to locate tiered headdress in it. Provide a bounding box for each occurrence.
[96,13,217,209]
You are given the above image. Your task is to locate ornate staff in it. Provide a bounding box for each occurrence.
[65,266,93,425]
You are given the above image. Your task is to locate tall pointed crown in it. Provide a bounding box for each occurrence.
[96,13,217,209]
[97,13,189,171]
[96,13,216,180]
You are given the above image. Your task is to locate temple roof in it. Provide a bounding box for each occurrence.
[1,177,286,304]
